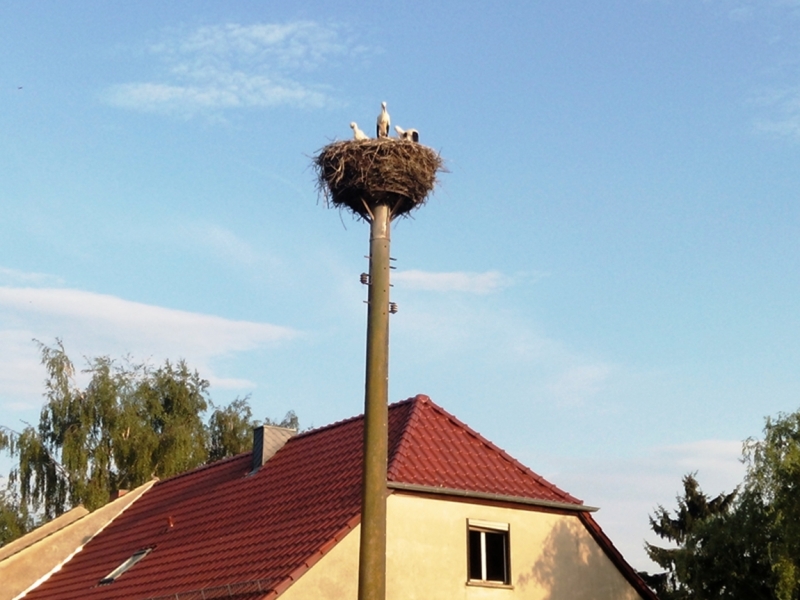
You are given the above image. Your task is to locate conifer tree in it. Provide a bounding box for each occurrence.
[645,409,800,599]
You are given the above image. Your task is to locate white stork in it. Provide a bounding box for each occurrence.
[394,125,419,143]
[350,122,369,141]
[376,101,390,138]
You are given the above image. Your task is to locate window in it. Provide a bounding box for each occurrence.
[99,548,152,584]
[467,519,510,585]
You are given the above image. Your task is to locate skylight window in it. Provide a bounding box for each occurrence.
[99,547,152,584]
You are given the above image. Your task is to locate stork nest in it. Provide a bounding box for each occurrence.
[313,139,444,220]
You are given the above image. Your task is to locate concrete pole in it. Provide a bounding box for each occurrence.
[357,202,391,600]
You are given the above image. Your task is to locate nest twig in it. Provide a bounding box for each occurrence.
[313,139,444,220]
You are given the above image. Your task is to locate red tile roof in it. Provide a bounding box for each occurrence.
[388,395,581,504]
[22,395,644,600]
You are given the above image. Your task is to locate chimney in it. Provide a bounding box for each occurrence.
[109,489,128,502]
[251,425,297,473]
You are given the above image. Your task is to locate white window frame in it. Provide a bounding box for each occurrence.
[467,519,511,587]
[99,547,152,584]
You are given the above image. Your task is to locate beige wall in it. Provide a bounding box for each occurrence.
[0,479,157,600]
[281,493,642,600]
[279,522,360,599]
[387,493,640,600]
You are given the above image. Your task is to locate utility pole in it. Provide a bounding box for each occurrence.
[358,202,391,600]
[314,124,442,600]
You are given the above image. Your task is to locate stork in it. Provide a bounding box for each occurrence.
[376,101,390,138]
[394,125,419,143]
[350,122,369,141]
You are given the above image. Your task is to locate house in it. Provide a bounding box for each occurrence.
[0,481,156,600]
[10,395,657,599]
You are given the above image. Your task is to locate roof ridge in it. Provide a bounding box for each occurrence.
[420,399,582,505]
[292,396,417,441]
[155,397,423,487]
[153,451,249,486]
[20,393,627,600]
[387,394,429,479]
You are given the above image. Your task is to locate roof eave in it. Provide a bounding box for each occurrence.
[578,512,660,600]
[387,481,598,513]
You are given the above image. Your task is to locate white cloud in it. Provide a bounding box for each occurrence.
[180,222,274,267]
[666,439,745,477]
[0,266,62,286]
[106,78,328,113]
[0,286,298,411]
[726,0,800,22]
[390,287,623,415]
[721,2,800,139]
[728,6,755,22]
[105,21,357,115]
[752,86,800,138]
[169,22,350,71]
[546,363,615,406]
[539,439,745,572]
[0,329,48,404]
[209,376,259,390]
[0,287,294,352]
[393,269,512,294]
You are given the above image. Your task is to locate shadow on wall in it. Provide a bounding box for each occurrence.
[516,518,636,600]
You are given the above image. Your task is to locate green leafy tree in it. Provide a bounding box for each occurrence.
[265,409,300,431]
[208,398,299,462]
[0,480,33,545]
[743,410,800,600]
[208,397,256,463]
[645,408,800,600]
[0,341,298,542]
[14,342,212,517]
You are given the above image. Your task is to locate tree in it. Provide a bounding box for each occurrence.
[643,475,773,599]
[208,397,256,463]
[0,341,299,543]
[645,408,800,600]
[0,481,33,546]
[743,410,800,600]
[643,474,735,598]
[208,398,298,463]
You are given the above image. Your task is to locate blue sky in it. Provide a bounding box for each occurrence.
[3,0,800,570]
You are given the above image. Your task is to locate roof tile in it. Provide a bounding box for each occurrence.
[24,395,580,599]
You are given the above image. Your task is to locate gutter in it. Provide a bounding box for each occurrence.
[387,481,599,513]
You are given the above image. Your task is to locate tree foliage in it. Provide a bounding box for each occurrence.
[743,411,800,600]
[0,485,32,547]
[207,397,255,464]
[0,341,299,544]
[645,408,800,600]
[207,400,298,463]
